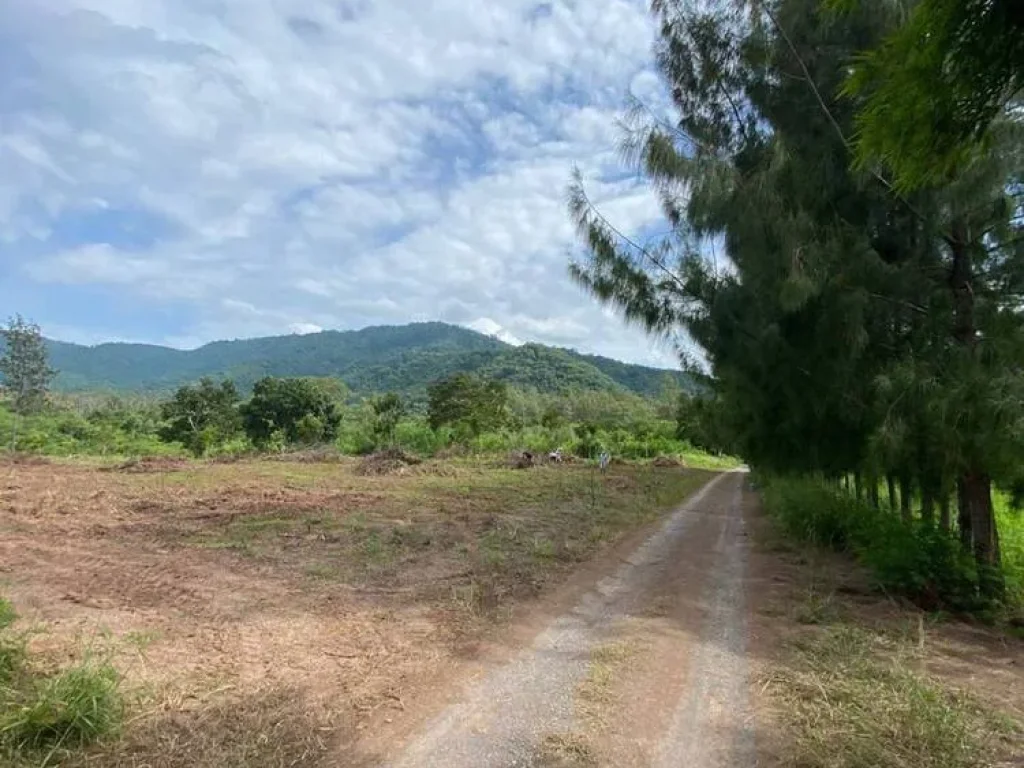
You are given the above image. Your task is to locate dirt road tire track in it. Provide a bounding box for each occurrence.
[387,472,754,768]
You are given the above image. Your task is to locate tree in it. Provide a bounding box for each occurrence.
[240,377,341,448]
[676,394,731,455]
[159,378,241,456]
[568,0,1022,595]
[427,373,508,437]
[834,0,1024,190]
[541,404,568,430]
[0,315,56,414]
[371,392,404,448]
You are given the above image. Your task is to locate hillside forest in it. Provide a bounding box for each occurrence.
[40,322,690,398]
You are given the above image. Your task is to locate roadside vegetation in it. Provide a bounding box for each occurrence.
[751,509,1023,768]
[762,476,1024,613]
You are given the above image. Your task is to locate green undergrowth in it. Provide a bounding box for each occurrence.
[0,405,179,458]
[0,598,124,766]
[995,494,1024,606]
[761,476,1023,612]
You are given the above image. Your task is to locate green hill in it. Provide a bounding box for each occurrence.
[43,322,689,398]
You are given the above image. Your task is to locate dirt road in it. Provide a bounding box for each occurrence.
[385,471,755,767]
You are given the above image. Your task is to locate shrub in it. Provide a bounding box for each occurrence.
[158,378,241,456]
[241,377,341,448]
[762,476,981,610]
[293,414,325,445]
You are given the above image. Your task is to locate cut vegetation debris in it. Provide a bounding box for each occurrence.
[355,448,423,476]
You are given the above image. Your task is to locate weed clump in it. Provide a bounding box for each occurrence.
[0,598,124,764]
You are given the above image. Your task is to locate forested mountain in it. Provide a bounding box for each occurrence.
[43,322,689,397]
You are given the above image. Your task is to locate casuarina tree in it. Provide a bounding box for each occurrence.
[569,0,1023,596]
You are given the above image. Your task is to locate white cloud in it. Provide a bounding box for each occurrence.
[467,318,524,346]
[0,0,688,369]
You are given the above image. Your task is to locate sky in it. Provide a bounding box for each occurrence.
[0,0,683,367]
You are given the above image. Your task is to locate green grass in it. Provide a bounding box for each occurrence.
[767,623,1018,768]
[2,662,123,755]
[0,599,124,766]
[994,493,1024,606]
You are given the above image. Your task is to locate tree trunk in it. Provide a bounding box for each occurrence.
[886,474,898,514]
[899,476,912,523]
[961,472,1003,597]
[921,485,935,527]
[868,472,879,509]
[949,220,1002,595]
[957,478,973,550]
[939,494,951,532]
[854,472,863,502]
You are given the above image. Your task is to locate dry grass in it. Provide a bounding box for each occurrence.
[65,687,336,768]
[751,514,1024,768]
[534,732,598,767]
[576,639,638,724]
[0,456,709,766]
[762,623,1019,768]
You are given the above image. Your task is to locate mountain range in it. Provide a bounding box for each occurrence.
[44,322,689,398]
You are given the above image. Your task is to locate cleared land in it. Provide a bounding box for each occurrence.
[0,454,710,766]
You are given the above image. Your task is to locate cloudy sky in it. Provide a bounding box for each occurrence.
[0,0,681,367]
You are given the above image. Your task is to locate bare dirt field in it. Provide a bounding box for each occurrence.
[0,455,711,766]
[5,458,1020,767]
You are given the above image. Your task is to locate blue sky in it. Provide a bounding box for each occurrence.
[0,0,683,366]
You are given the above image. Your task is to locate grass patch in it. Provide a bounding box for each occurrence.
[2,662,123,755]
[534,732,597,767]
[0,599,124,766]
[65,687,333,768]
[575,638,638,733]
[578,641,635,707]
[764,623,1018,768]
[994,493,1024,607]
[791,588,842,626]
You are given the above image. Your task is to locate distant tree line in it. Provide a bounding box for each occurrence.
[0,316,726,467]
